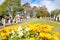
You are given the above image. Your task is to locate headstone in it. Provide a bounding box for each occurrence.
[16,18,20,23]
[56,17,57,21]
[13,18,15,23]
[8,19,11,23]
[26,15,30,19]
[58,14,60,21]
[15,15,20,23]
[2,18,6,27]
[0,21,3,26]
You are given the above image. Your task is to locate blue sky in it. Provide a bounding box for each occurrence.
[0,0,60,12]
[0,0,4,5]
[21,0,60,12]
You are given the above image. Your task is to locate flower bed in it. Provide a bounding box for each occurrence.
[0,24,59,40]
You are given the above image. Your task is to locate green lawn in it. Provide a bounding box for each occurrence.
[7,18,60,35]
[17,19,60,34]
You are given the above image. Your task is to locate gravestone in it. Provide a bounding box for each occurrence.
[15,15,20,23]
[2,18,6,27]
[0,21,3,26]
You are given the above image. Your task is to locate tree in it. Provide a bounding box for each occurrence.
[29,9,33,17]
[0,0,21,17]
[13,6,24,17]
[0,3,8,19]
[40,6,50,17]
[36,9,41,18]
[6,0,21,18]
[51,9,60,21]
[51,9,60,17]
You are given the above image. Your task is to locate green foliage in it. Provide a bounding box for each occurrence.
[36,6,50,18]
[36,9,41,18]
[51,9,60,17]
[13,6,24,11]
[13,6,24,17]
[30,13,33,18]
[0,1,8,16]
[8,34,20,40]
[40,6,50,17]
[0,0,24,18]
[29,31,36,37]
[5,0,21,5]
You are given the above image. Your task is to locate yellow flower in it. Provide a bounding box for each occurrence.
[39,32,45,37]
[53,32,59,36]
[52,35,59,40]
[0,23,59,40]
[4,27,12,33]
[1,32,8,40]
[27,24,42,32]
[52,32,59,40]
[36,26,42,32]
[1,32,7,37]
[13,26,18,31]
[40,32,52,39]
[44,33,52,39]
[2,36,7,40]
[3,25,18,33]
[0,29,3,33]
[42,24,53,32]
[28,37,35,40]
[28,25,33,30]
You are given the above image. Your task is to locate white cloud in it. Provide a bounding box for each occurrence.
[30,0,56,12]
[39,0,56,12]
[30,4,39,7]
[21,0,60,12]
[31,0,60,12]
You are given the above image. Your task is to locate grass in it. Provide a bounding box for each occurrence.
[6,18,60,35]
[18,19,60,34]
